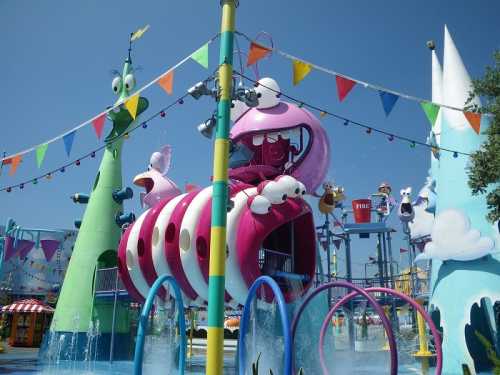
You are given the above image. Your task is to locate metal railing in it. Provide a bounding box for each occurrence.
[95,267,126,293]
[258,248,293,275]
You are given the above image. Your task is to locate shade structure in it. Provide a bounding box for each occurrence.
[1,299,54,314]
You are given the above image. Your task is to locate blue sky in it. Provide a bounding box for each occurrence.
[1,1,498,276]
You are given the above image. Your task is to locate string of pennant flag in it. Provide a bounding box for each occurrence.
[239,31,486,136]
[234,71,472,157]
[0,35,216,177]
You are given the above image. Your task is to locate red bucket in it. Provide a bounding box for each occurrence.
[352,199,372,223]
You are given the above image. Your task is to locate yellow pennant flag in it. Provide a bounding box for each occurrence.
[131,24,150,42]
[125,94,140,119]
[293,59,312,86]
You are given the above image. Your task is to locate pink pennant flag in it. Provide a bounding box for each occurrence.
[18,240,35,258]
[40,239,60,262]
[400,248,408,253]
[4,237,18,261]
[92,114,106,139]
[333,239,341,250]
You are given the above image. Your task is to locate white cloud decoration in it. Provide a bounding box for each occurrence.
[415,209,494,262]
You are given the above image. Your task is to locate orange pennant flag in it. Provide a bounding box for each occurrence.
[158,70,174,95]
[464,111,481,135]
[246,42,271,66]
[9,155,22,176]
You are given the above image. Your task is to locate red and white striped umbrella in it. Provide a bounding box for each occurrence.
[1,299,54,314]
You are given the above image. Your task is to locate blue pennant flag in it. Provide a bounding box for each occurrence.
[379,91,399,116]
[63,131,76,157]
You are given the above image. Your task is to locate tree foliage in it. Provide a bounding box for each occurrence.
[466,50,500,223]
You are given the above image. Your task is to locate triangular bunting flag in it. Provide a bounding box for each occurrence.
[18,240,35,258]
[125,94,140,120]
[185,183,200,192]
[246,41,271,66]
[320,241,328,251]
[464,111,481,134]
[191,43,209,69]
[92,114,106,139]
[36,144,48,168]
[4,237,18,261]
[63,131,76,157]
[41,239,60,262]
[333,240,341,250]
[379,91,399,116]
[292,59,312,86]
[400,248,408,253]
[130,24,150,42]
[420,102,440,127]
[335,76,356,102]
[9,155,22,176]
[158,70,174,95]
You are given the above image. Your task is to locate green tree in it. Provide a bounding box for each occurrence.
[466,50,500,223]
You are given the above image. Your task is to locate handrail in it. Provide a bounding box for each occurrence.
[238,276,292,375]
[133,274,186,375]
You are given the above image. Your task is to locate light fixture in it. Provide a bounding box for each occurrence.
[197,116,217,139]
[188,81,216,100]
[234,87,260,108]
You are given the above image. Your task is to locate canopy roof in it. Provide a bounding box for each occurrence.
[1,298,54,314]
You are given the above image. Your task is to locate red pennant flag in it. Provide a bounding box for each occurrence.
[185,183,199,192]
[333,239,341,250]
[92,114,106,139]
[400,248,408,253]
[246,42,271,66]
[158,70,174,95]
[464,112,481,135]
[334,220,342,227]
[335,76,356,102]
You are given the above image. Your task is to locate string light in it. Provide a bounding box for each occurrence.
[232,71,471,158]
[0,34,220,166]
[366,128,372,134]
[388,135,394,142]
[236,30,493,116]
[453,151,458,158]
[1,89,193,193]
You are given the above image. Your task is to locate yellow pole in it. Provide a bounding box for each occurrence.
[206,1,237,374]
[188,310,194,358]
[413,298,432,374]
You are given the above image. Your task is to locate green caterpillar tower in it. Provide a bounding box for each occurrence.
[50,44,148,360]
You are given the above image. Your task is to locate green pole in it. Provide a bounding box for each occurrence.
[206,1,237,374]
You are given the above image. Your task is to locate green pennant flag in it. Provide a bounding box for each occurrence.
[421,102,440,127]
[190,43,209,69]
[36,143,49,168]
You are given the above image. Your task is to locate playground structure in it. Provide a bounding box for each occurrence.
[0,2,498,375]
